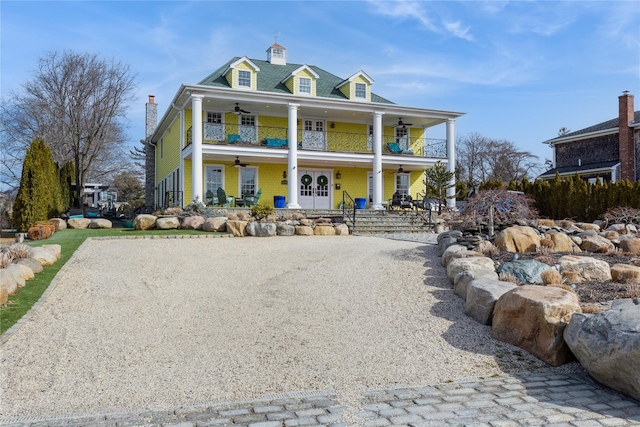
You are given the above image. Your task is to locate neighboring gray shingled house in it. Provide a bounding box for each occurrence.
[538,92,640,182]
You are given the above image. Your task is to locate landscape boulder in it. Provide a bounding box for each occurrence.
[441,244,470,267]
[4,265,28,288]
[446,256,495,284]
[314,225,336,235]
[334,223,350,235]
[494,226,541,253]
[49,218,67,231]
[0,286,7,305]
[67,217,92,229]
[299,219,315,227]
[41,244,61,259]
[0,273,18,296]
[14,257,43,274]
[576,223,600,232]
[437,232,462,257]
[226,220,247,237]
[465,279,517,325]
[156,217,180,230]
[246,222,276,237]
[547,232,579,253]
[564,298,640,401]
[610,264,640,284]
[295,225,314,236]
[29,247,57,266]
[496,259,553,284]
[134,214,157,230]
[492,285,581,366]
[88,218,113,229]
[580,235,615,253]
[276,223,295,236]
[181,215,204,230]
[203,217,227,232]
[619,238,640,255]
[558,255,612,282]
[453,269,500,300]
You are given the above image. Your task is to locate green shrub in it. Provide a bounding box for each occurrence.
[250,204,274,220]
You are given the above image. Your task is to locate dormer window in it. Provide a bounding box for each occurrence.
[299,77,311,94]
[238,70,251,88]
[355,83,366,99]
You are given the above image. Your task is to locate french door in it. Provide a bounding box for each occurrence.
[299,170,331,209]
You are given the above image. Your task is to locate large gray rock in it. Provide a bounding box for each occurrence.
[181,215,204,230]
[134,214,157,230]
[441,244,470,267]
[465,279,517,325]
[246,222,276,237]
[156,216,180,230]
[496,259,553,284]
[203,217,227,232]
[580,235,615,253]
[437,236,459,257]
[67,217,91,229]
[558,255,612,282]
[453,269,500,300]
[276,223,295,236]
[88,218,113,229]
[564,299,640,401]
[446,256,495,284]
[492,285,581,366]
[14,257,43,274]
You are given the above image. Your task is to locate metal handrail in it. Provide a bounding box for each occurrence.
[342,191,356,231]
[183,124,447,158]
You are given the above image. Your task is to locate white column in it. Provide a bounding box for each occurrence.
[446,118,456,208]
[191,95,204,204]
[286,103,301,208]
[371,111,385,210]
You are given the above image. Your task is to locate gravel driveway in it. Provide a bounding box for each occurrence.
[0,235,581,418]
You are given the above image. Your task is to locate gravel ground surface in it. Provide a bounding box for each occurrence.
[0,235,583,419]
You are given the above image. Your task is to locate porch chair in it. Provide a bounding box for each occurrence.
[389,191,413,210]
[386,142,414,155]
[216,187,232,207]
[243,188,262,207]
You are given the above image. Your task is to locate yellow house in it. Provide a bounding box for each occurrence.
[146,43,463,210]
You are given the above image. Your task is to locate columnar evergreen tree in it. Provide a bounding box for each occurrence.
[13,139,63,231]
[59,161,75,212]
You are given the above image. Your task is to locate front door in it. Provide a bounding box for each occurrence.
[299,170,331,209]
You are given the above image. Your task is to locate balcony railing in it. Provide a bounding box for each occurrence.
[185,124,447,158]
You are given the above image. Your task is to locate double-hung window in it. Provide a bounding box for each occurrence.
[299,77,311,94]
[238,70,251,88]
[207,112,222,123]
[396,173,409,196]
[355,83,366,99]
[240,168,257,197]
[205,166,223,203]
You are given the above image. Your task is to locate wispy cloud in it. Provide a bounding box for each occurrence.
[367,0,474,41]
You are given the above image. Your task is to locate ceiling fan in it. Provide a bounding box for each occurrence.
[232,156,248,167]
[397,117,413,128]
[231,103,250,115]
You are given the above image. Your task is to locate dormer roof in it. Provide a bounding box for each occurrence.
[223,56,261,75]
[335,70,374,89]
[281,64,320,83]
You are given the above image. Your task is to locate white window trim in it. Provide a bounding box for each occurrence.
[205,164,226,193]
[237,70,252,89]
[205,110,224,124]
[394,172,410,195]
[238,166,259,197]
[298,77,312,95]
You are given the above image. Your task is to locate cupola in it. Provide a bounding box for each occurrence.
[267,43,286,65]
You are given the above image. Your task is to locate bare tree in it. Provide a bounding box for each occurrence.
[456,133,541,187]
[558,127,571,136]
[462,189,538,237]
[0,51,136,209]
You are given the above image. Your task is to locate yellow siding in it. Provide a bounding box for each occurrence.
[224,69,232,87]
[184,109,193,146]
[233,62,257,90]
[338,85,349,99]
[295,69,317,96]
[183,159,192,203]
[157,117,181,182]
[284,77,294,93]
[332,168,368,208]
[326,122,369,153]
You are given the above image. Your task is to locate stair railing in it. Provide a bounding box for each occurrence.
[341,191,356,231]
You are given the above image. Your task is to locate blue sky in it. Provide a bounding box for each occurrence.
[2,0,639,168]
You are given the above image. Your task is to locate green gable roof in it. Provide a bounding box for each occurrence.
[197,57,393,104]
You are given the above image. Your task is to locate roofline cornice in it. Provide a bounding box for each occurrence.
[537,163,620,179]
[543,127,619,145]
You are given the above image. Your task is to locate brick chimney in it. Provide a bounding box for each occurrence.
[619,91,635,181]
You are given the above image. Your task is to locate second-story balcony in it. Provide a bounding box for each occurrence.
[186,123,447,158]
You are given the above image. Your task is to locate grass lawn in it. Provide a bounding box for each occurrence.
[1,227,220,335]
